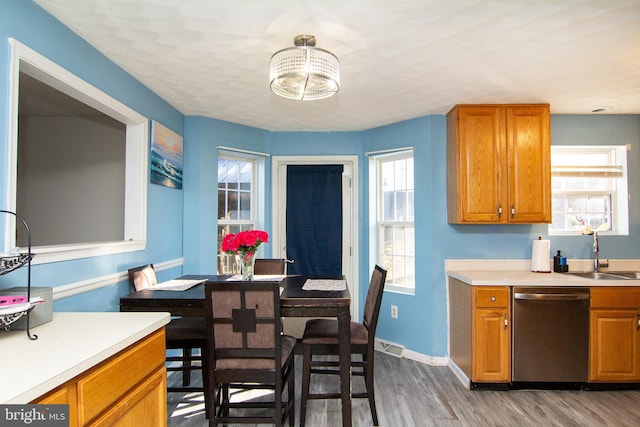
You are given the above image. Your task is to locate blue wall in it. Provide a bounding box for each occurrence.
[549,115,640,259]
[367,114,640,357]
[376,115,640,356]
[0,1,185,310]
[182,116,269,274]
[2,2,640,359]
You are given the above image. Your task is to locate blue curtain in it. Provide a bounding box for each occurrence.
[286,165,343,276]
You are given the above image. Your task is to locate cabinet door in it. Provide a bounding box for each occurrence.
[505,105,551,223]
[590,309,640,382]
[33,383,78,427]
[77,329,165,425]
[89,367,167,427]
[452,106,506,222]
[472,308,511,382]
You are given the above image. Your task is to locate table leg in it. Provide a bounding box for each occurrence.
[338,308,352,427]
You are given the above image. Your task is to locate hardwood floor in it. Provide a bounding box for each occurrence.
[167,352,640,426]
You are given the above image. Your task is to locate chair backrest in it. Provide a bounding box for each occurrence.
[205,281,282,366]
[254,258,287,275]
[362,265,387,340]
[128,264,157,291]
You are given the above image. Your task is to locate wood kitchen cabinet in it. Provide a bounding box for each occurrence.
[32,328,167,426]
[449,279,511,383]
[590,287,640,382]
[446,104,551,224]
[472,287,511,382]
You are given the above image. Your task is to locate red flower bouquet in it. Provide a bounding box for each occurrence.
[221,230,269,280]
[221,230,269,255]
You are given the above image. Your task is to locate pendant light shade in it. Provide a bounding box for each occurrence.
[269,35,340,101]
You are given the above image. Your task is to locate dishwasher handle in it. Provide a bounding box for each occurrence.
[514,291,590,301]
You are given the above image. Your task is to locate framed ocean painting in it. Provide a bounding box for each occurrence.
[150,121,183,189]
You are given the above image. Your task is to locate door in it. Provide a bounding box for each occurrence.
[512,288,589,382]
[472,287,511,383]
[272,156,358,320]
[506,105,551,223]
[590,309,640,381]
[473,307,511,382]
[286,165,343,275]
[455,105,505,222]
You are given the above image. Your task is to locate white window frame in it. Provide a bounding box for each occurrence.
[368,148,415,295]
[549,145,629,236]
[216,149,266,274]
[4,39,147,263]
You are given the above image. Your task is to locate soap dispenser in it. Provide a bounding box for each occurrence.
[554,250,568,272]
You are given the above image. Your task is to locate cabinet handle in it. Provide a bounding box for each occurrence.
[637,314,640,330]
[498,203,503,218]
[504,314,508,330]
[510,205,515,219]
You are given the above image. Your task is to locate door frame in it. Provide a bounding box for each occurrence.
[272,156,359,319]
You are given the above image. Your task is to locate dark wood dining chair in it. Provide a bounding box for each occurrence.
[204,281,296,427]
[299,265,387,426]
[127,264,207,393]
[254,258,287,275]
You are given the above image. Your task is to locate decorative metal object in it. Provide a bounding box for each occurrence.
[269,35,340,101]
[0,304,36,330]
[0,210,37,339]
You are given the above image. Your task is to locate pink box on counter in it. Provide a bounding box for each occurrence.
[0,295,27,306]
[2,287,52,329]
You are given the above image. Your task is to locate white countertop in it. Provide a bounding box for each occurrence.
[448,270,640,287]
[0,312,170,404]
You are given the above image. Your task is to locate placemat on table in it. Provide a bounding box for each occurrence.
[302,279,346,291]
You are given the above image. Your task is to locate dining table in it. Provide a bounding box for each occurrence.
[119,274,353,427]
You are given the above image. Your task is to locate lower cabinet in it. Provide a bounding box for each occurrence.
[472,287,511,382]
[32,328,167,427]
[449,279,511,383]
[450,280,640,386]
[590,287,640,382]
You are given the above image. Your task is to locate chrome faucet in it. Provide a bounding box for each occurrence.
[593,231,609,272]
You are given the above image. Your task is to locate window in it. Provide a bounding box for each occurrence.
[369,150,415,294]
[217,153,260,274]
[550,146,628,235]
[5,39,147,263]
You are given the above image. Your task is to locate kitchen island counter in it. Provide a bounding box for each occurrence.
[0,311,170,404]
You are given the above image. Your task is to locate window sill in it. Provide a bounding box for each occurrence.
[30,240,146,265]
[384,284,415,296]
[549,231,628,237]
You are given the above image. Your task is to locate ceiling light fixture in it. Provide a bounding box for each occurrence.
[269,35,340,101]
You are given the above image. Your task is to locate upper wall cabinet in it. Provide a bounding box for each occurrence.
[446,104,551,224]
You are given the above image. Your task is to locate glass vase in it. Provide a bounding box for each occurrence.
[236,252,256,281]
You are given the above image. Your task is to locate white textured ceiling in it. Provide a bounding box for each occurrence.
[33,0,640,131]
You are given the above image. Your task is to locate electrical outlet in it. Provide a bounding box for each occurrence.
[391,305,398,319]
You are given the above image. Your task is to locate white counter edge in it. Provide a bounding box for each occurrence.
[1,312,170,404]
[447,270,640,287]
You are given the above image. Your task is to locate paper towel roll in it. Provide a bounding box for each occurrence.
[531,238,551,272]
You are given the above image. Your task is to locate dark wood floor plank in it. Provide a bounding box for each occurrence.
[167,352,640,426]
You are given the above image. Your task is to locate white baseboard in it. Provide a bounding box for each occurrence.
[404,349,449,366]
[375,338,449,367]
[447,359,471,389]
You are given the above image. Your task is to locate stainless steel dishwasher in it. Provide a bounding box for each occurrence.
[512,287,590,383]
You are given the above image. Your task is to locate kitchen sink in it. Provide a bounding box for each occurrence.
[605,271,640,279]
[566,271,630,280]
